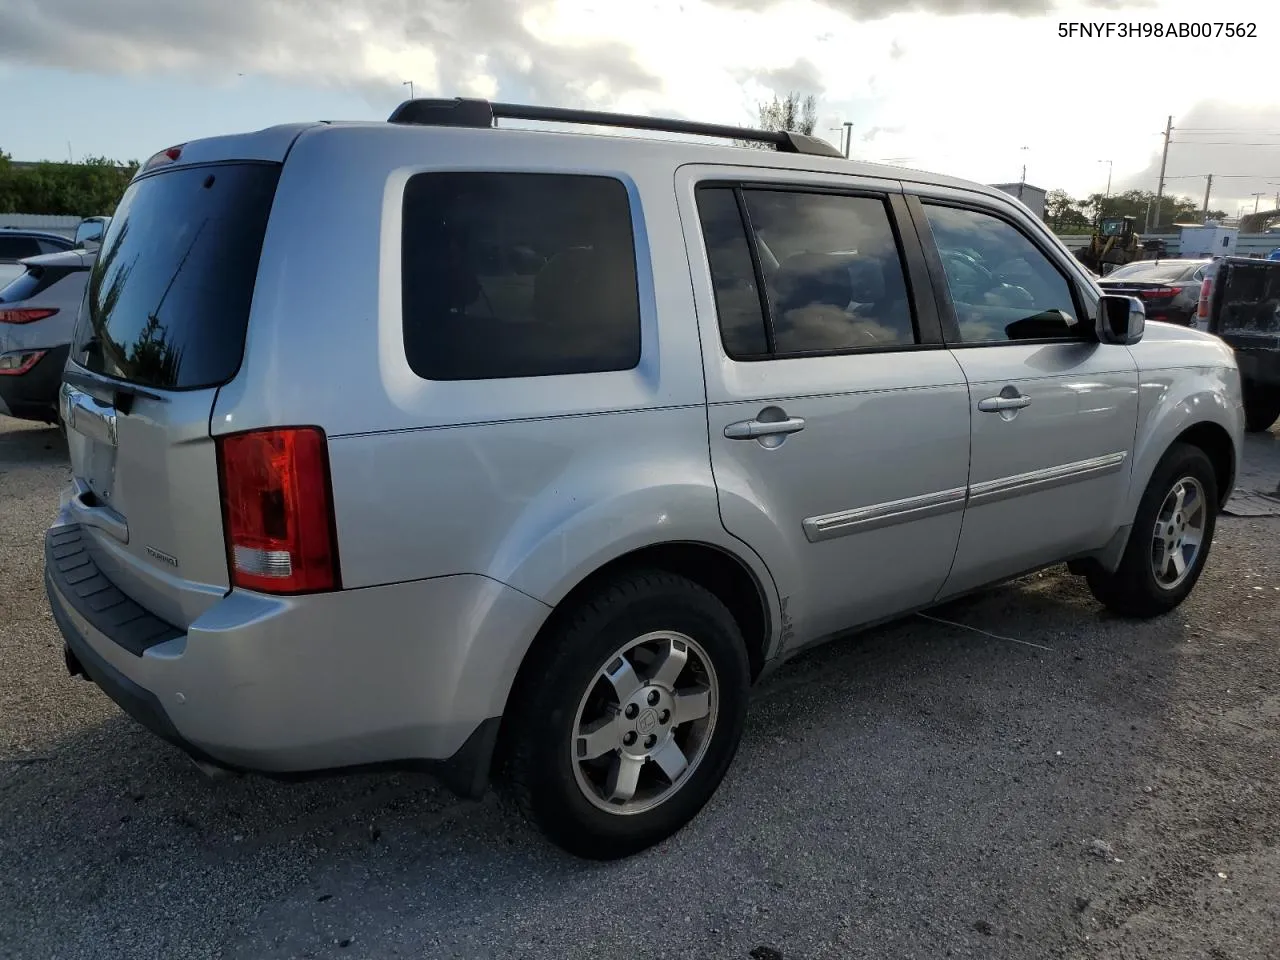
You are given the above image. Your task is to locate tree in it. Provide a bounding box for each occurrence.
[0,151,138,216]
[739,91,818,149]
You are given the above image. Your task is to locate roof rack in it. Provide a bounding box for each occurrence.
[386,98,843,158]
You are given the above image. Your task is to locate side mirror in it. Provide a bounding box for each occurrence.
[74,220,105,251]
[1097,294,1145,345]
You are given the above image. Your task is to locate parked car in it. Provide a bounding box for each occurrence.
[0,229,76,289]
[0,249,93,422]
[1096,258,1212,326]
[1197,256,1280,432]
[45,100,1245,861]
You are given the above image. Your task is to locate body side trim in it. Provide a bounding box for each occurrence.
[803,452,1129,542]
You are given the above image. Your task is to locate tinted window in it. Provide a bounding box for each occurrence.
[924,204,1081,343]
[74,163,280,389]
[743,190,916,353]
[38,239,71,255]
[0,236,41,260]
[696,187,769,358]
[401,172,640,381]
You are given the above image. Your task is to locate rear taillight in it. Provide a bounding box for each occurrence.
[0,349,47,376]
[0,307,58,324]
[216,426,340,594]
[1197,277,1213,319]
[1139,287,1177,300]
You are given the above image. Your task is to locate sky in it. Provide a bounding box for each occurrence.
[2,0,1279,214]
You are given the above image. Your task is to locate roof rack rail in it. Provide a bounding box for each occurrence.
[386,98,843,158]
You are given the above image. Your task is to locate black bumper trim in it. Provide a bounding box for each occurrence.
[44,525,182,657]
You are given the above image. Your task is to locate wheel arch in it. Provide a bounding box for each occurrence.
[491,539,778,776]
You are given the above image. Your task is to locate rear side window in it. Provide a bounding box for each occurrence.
[73,162,281,390]
[401,172,641,381]
[0,236,42,260]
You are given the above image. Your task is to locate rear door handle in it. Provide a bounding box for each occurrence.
[977,395,1032,413]
[724,417,806,440]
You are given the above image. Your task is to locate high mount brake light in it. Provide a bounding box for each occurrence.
[142,144,185,172]
[216,426,340,594]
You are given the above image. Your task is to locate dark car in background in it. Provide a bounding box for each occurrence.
[1097,258,1211,327]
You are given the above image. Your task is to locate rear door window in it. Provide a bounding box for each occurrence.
[0,236,42,260]
[73,162,281,389]
[400,172,641,381]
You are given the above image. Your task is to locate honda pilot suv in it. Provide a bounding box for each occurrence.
[46,99,1245,860]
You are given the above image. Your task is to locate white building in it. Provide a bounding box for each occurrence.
[990,182,1047,220]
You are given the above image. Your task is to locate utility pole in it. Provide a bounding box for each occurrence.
[1202,174,1213,221]
[403,80,414,99]
[1252,192,1266,214]
[829,123,853,158]
[1150,115,1173,233]
[1098,159,1112,216]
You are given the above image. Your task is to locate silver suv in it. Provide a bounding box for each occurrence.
[45,99,1245,860]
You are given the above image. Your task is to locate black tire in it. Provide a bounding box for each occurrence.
[1243,385,1280,433]
[505,570,750,860]
[1086,442,1218,618]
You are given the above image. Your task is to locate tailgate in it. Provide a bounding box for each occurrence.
[59,159,282,629]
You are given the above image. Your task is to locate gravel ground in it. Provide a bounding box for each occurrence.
[2,415,1279,960]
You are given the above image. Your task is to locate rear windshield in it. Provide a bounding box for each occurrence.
[1104,260,1196,282]
[0,263,84,303]
[73,162,280,390]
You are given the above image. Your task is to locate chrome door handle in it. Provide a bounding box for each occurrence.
[724,417,806,440]
[978,395,1032,413]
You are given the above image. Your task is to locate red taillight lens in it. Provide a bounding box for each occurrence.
[1138,287,1177,300]
[216,426,340,594]
[0,349,47,376]
[0,307,58,324]
[1197,278,1213,319]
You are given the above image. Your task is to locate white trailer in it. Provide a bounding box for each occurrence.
[1179,224,1238,258]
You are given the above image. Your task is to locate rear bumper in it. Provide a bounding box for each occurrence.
[1231,346,1280,388]
[0,343,68,422]
[44,520,551,797]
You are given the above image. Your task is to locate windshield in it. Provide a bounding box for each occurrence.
[73,162,280,390]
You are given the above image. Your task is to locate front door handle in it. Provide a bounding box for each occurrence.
[978,394,1032,413]
[724,417,806,440]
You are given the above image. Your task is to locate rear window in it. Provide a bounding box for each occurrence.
[0,263,84,303]
[401,172,641,381]
[1103,261,1183,281]
[73,162,280,390]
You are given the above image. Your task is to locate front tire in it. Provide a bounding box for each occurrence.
[506,570,750,860]
[1086,442,1218,618]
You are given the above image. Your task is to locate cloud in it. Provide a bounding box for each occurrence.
[755,57,826,96]
[703,0,1136,17]
[1117,100,1280,216]
[0,0,659,106]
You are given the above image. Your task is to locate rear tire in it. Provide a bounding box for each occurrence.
[1243,385,1280,433]
[505,570,750,860]
[1086,443,1218,618]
